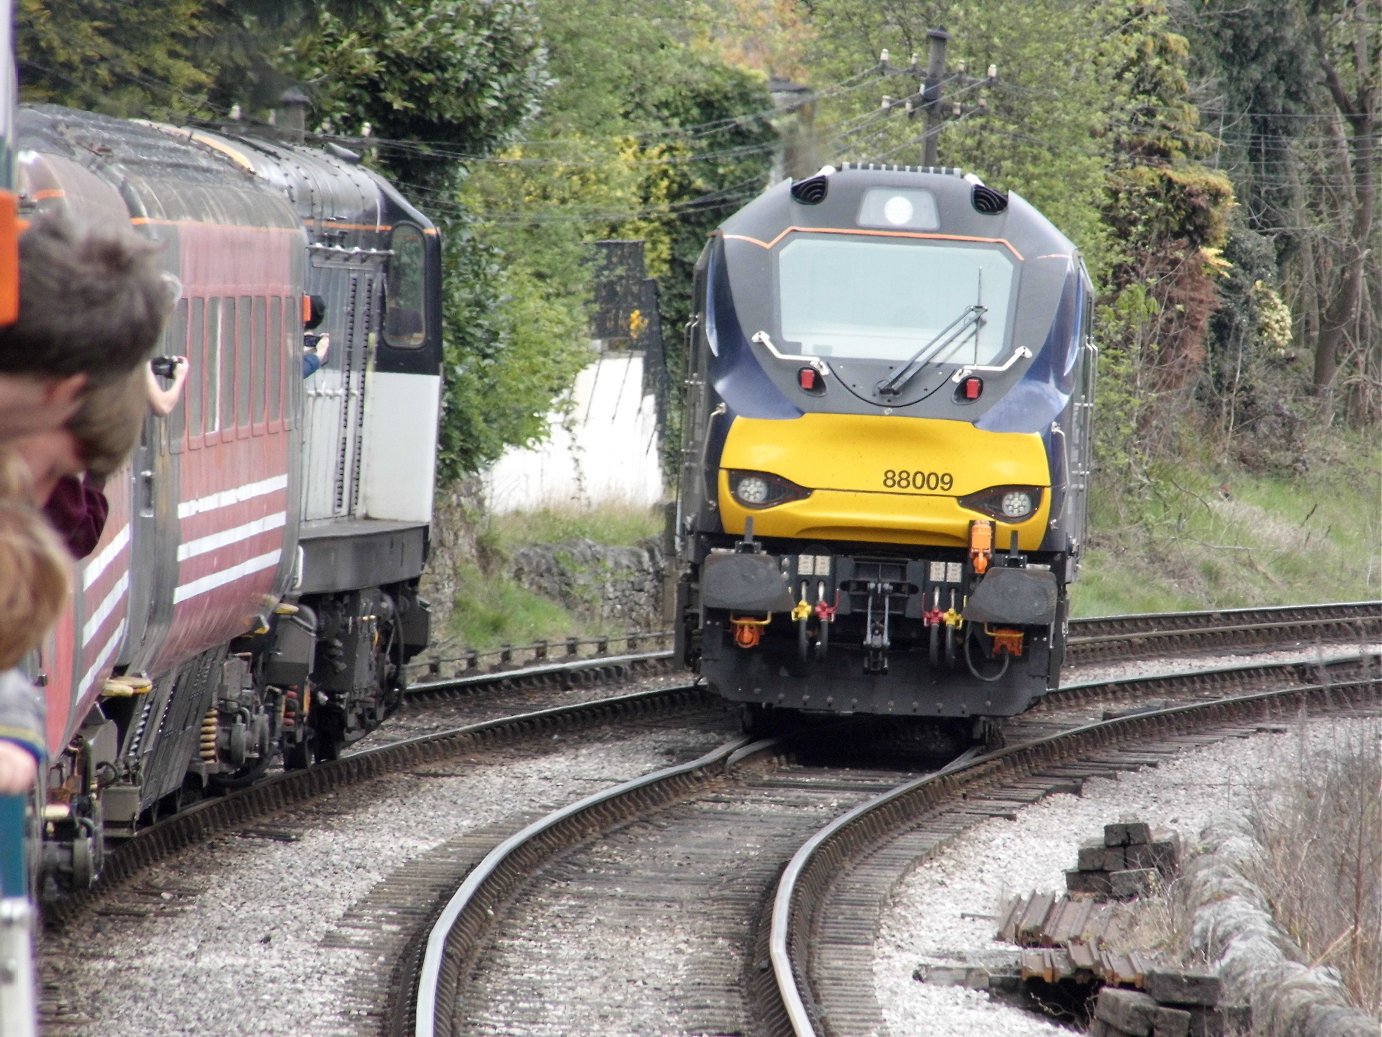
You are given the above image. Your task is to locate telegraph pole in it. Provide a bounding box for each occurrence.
[878,27,995,167]
[921,28,949,167]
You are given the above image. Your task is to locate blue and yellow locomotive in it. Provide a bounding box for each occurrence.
[672,164,1096,736]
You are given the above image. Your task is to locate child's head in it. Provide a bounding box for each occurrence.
[0,452,72,668]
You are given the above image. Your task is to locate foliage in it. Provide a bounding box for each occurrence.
[20,0,1374,496]
[1075,425,1381,617]
[16,0,212,118]
[617,55,778,374]
[282,0,580,480]
[1199,212,1311,473]
[1175,0,1380,425]
[799,0,1113,276]
[433,215,592,480]
[443,560,575,649]
[483,502,661,549]
[1093,2,1235,472]
[1175,2,1316,266]
[436,0,776,477]
[285,0,549,194]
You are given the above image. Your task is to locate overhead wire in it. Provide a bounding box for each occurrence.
[19,29,1373,231]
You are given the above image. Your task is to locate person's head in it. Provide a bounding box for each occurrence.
[0,214,174,438]
[66,366,147,479]
[0,453,71,669]
[10,366,146,503]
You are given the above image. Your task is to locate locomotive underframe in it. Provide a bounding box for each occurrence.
[679,530,1068,724]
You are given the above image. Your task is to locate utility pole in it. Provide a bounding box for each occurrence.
[921,28,949,167]
[878,27,995,168]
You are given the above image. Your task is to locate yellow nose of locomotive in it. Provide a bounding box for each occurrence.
[716,412,1052,550]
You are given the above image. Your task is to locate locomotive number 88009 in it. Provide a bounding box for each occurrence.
[672,163,1096,740]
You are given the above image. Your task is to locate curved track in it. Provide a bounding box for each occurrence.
[33,603,1381,1034]
[408,654,1380,1036]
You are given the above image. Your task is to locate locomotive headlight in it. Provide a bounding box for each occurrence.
[736,475,771,505]
[1001,490,1034,517]
[960,485,1043,521]
[728,470,811,509]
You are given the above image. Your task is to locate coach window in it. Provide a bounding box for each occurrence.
[383,223,426,348]
[217,299,234,435]
[166,298,188,450]
[187,297,204,442]
[268,297,282,425]
[237,296,252,430]
[251,296,266,433]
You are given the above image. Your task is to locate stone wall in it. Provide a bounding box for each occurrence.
[418,480,670,644]
[507,539,668,633]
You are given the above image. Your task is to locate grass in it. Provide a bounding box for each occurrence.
[1247,718,1382,1016]
[477,500,665,548]
[443,561,577,651]
[441,503,664,653]
[1074,425,1381,617]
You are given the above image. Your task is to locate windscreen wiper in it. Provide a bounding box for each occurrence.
[876,304,986,397]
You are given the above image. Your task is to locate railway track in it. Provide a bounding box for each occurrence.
[407,653,1380,1036]
[404,601,1382,683]
[33,603,1381,1034]
[768,656,1380,1037]
[44,601,1375,924]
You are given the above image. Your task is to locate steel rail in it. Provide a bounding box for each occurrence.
[766,655,1382,1036]
[411,735,773,1037]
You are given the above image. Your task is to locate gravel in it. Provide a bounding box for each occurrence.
[37,646,1379,1036]
[874,716,1380,1036]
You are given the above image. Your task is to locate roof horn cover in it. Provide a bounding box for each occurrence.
[790,165,836,205]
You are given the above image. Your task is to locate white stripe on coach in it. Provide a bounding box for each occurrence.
[173,550,282,605]
[177,473,288,520]
[78,618,127,697]
[81,523,131,592]
[176,512,287,562]
[81,570,131,646]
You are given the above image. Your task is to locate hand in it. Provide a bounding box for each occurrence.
[315,334,330,364]
[145,357,191,417]
[169,357,191,390]
[0,741,38,794]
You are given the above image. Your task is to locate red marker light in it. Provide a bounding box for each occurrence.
[961,376,983,400]
[798,367,818,391]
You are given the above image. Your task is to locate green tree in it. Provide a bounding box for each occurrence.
[1178,0,1379,427]
[17,0,211,118]
[439,0,776,476]
[799,0,1113,277]
[284,0,565,479]
[287,0,549,196]
[1097,1,1234,459]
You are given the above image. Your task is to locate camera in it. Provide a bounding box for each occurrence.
[151,356,180,378]
[303,332,322,350]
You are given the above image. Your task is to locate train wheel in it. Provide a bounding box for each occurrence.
[283,736,310,771]
[740,703,776,737]
[313,734,341,764]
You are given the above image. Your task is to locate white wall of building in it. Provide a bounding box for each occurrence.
[482,351,665,514]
